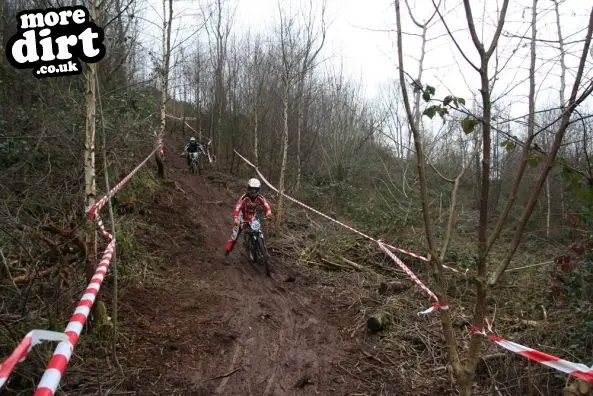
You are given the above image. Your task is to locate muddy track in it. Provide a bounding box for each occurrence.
[115,142,361,395]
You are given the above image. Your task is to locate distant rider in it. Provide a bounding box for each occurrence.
[225,178,272,256]
[184,137,203,169]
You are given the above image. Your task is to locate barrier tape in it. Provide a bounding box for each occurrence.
[377,242,448,315]
[95,213,113,240]
[232,149,464,274]
[35,240,116,396]
[470,324,593,384]
[165,113,196,121]
[87,146,161,219]
[33,146,161,394]
[0,145,160,394]
[0,331,69,389]
[233,149,449,315]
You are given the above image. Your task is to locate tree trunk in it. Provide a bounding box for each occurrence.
[84,64,97,285]
[546,177,551,237]
[295,77,304,192]
[548,0,566,239]
[85,0,108,327]
[254,101,259,167]
[0,0,4,57]
[181,115,186,137]
[276,81,289,226]
[157,0,173,179]
[196,52,202,139]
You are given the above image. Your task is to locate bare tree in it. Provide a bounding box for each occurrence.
[204,0,236,162]
[85,0,110,326]
[156,0,173,178]
[246,34,271,167]
[294,0,327,192]
[546,0,568,238]
[395,0,593,394]
[275,1,300,225]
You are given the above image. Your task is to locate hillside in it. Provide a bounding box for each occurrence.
[56,138,436,395]
[2,1,593,394]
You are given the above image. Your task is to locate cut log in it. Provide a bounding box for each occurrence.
[378,280,411,296]
[563,379,592,396]
[366,311,391,333]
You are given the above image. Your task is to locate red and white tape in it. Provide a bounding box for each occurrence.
[378,242,448,315]
[0,145,161,393]
[490,335,593,383]
[0,330,69,389]
[469,323,593,384]
[34,240,116,396]
[233,149,465,275]
[87,146,160,219]
[94,213,113,240]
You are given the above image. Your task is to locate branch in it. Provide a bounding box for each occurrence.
[428,162,454,183]
[461,0,485,56]
[432,0,480,72]
[489,6,593,285]
[485,0,511,58]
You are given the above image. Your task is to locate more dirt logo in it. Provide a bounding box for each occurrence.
[5,6,105,78]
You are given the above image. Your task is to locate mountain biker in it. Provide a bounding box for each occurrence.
[184,137,203,169]
[225,178,272,256]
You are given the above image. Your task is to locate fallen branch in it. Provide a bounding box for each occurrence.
[204,367,241,382]
[320,257,354,271]
[174,181,186,194]
[505,260,555,273]
[340,256,365,271]
[499,317,542,327]
[42,224,86,256]
[13,268,54,284]
[360,348,388,365]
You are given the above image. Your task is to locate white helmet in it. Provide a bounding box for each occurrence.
[190,137,196,142]
[247,178,261,188]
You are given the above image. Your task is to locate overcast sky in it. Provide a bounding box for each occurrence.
[138,0,593,121]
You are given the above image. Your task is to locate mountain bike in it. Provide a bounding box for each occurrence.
[243,217,270,276]
[189,151,201,175]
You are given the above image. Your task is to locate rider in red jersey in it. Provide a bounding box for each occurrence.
[225,178,272,255]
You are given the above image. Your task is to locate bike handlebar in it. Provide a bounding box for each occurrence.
[241,216,270,225]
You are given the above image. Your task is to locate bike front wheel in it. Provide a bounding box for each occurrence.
[255,237,270,276]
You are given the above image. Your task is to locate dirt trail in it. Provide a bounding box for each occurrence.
[115,144,369,395]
